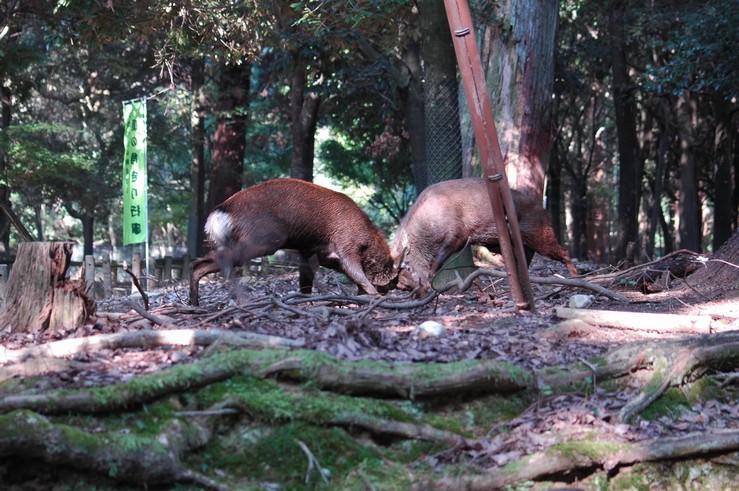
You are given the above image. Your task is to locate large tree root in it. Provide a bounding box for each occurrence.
[0,409,228,490]
[420,429,739,490]
[2,331,737,419]
[0,348,534,414]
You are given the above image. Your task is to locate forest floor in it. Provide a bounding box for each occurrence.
[1,252,738,490]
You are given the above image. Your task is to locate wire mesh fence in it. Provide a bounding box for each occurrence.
[423,70,463,186]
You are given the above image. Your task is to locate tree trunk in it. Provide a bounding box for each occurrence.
[608,0,643,260]
[711,94,734,251]
[399,15,428,194]
[482,0,558,201]
[187,58,206,258]
[81,214,94,257]
[676,92,701,252]
[289,62,321,182]
[0,242,93,333]
[205,62,251,214]
[0,85,12,258]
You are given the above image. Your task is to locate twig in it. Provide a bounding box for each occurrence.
[295,439,329,485]
[123,300,176,328]
[122,260,149,310]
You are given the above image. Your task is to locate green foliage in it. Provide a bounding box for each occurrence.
[635,1,739,99]
[5,123,104,209]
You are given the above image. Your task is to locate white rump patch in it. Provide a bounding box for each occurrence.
[204,210,233,249]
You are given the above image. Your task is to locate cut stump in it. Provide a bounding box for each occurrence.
[0,242,94,333]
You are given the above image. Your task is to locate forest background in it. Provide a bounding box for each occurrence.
[0,0,737,270]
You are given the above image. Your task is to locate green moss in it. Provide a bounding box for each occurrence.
[196,421,381,489]
[197,375,420,425]
[546,440,624,461]
[640,387,690,421]
[336,457,412,490]
[609,461,739,491]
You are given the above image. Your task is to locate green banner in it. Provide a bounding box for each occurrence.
[122,101,148,246]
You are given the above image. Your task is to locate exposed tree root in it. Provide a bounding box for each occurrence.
[435,267,628,301]
[421,429,739,490]
[2,332,737,419]
[618,338,739,422]
[0,349,533,414]
[0,409,228,490]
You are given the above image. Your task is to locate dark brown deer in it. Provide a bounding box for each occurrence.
[189,178,400,305]
[391,178,577,296]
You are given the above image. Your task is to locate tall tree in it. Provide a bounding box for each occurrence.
[187,58,206,258]
[676,92,701,252]
[480,0,559,201]
[205,62,251,214]
[608,0,643,260]
[289,61,320,182]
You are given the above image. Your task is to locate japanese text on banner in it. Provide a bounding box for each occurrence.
[122,101,147,245]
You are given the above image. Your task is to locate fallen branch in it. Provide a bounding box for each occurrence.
[555,307,725,334]
[436,268,627,301]
[0,328,305,365]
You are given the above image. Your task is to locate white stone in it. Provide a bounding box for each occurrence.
[568,294,594,309]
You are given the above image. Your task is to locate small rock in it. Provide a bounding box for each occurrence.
[568,294,594,309]
[415,320,446,338]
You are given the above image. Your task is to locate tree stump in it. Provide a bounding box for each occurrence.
[0,242,94,333]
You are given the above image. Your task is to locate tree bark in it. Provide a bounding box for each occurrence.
[187,57,207,258]
[0,85,12,257]
[608,0,643,260]
[289,62,320,182]
[205,62,251,214]
[676,92,702,252]
[399,14,428,194]
[711,94,734,251]
[0,242,93,333]
[482,0,558,201]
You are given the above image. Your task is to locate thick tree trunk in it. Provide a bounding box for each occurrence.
[205,62,251,214]
[609,0,643,260]
[711,95,734,251]
[187,58,206,258]
[676,92,702,252]
[289,63,320,182]
[399,20,428,194]
[0,242,93,333]
[482,0,558,201]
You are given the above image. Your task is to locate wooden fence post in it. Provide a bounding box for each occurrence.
[102,253,113,298]
[163,256,173,283]
[84,255,95,297]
